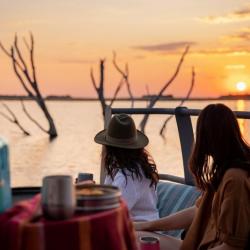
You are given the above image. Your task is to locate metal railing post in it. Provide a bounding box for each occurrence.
[175,107,195,185]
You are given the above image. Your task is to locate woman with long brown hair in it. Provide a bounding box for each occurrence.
[94,113,159,221]
[135,104,250,250]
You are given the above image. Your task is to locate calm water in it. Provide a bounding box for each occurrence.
[0,100,249,187]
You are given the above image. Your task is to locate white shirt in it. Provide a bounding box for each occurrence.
[104,168,159,221]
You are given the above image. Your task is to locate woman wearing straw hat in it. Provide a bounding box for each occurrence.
[94,113,159,221]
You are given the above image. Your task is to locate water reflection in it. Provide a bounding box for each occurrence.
[2,100,250,187]
[236,100,246,136]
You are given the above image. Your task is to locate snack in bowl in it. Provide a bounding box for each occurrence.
[75,184,121,212]
[76,188,104,196]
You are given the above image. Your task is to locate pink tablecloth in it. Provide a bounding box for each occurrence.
[0,195,138,250]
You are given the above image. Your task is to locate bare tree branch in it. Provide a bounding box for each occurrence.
[145,84,150,106]
[29,33,37,85]
[0,40,28,75]
[90,59,107,117]
[14,35,29,73]
[14,35,35,88]
[0,111,12,122]
[0,103,30,135]
[91,56,130,119]
[112,51,134,108]
[90,68,98,91]
[21,100,48,133]
[139,46,190,133]
[159,67,196,139]
[11,48,35,96]
[0,33,57,139]
[23,37,30,50]
[0,42,12,57]
[109,77,124,107]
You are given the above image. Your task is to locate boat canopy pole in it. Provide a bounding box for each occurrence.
[175,107,195,185]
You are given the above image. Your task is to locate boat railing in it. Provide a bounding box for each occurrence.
[102,106,250,186]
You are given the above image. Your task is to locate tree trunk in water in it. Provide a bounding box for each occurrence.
[36,95,57,139]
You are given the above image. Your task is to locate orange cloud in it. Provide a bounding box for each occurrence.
[133,55,146,60]
[225,64,246,70]
[58,58,95,64]
[192,47,250,56]
[222,27,250,42]
[132,41,196,53]
[198,5,250,23]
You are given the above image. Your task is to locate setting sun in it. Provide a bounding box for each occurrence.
[236,82,247,92]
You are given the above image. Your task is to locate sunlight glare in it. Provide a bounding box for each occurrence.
[236,82,247,92]
[236,100,245,135]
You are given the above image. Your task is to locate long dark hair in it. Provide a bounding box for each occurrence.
[104,146,159,187]
[189,103,250,191]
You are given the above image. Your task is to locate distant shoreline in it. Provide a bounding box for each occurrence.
[0,95,250,101]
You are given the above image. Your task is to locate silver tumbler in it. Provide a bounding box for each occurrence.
[42,175,75,220]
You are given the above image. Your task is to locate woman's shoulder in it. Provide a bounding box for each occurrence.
[220,168,250,193]
[223,168,249,182]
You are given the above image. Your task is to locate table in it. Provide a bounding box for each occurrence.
[0,195,138,250]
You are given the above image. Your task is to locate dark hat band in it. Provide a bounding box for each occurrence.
[105,134,138,145]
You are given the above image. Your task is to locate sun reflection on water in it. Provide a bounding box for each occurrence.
[236,100,245,136]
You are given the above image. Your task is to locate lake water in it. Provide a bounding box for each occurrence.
[1,100,249,187]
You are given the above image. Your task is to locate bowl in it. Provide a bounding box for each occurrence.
[75,184,121,212]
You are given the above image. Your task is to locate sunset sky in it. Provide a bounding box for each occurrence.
[1,0,250,97]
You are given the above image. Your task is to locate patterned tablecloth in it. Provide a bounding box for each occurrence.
[0,195,138,250]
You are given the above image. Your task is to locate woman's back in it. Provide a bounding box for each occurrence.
[94,114,159,221]
[105,167,159,221]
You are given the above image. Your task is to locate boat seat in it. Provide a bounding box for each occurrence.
[156,181,201,238]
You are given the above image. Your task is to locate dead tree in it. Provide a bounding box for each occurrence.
[91,48,193,138]
[112,52,134,108]
[109,77,124,107]
[159,66,195,139]
[21,100,48,134]
[145,84,150,106]
[91,54,134,118]
[139,46,190,133]
[90,59,107,117]
[0,102,30,136]
[0,33,57,139]
[91,50,193,184]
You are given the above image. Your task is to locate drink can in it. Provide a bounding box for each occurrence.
[77,173,93,182]
[139,236,160,250]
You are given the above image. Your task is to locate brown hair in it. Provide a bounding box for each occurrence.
[189,103,250,191]
[104,146,159,188]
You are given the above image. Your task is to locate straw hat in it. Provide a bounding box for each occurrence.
[94,114,149,149]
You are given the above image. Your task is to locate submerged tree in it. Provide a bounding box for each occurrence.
[90,46,195,139]
[159,66,195,139]
[112,52,134,108]
[90,59,107,117]
[139,46,190,133]
[91,52,134,118]
[0,102,30,136]
[90,48,195,183]
[0,33,57,139]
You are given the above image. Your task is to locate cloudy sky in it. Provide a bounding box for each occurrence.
[0,0,250,97]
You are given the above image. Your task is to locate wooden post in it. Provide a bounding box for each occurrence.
[99,106,112,184]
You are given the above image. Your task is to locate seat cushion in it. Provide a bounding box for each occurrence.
[156,181,201,238]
